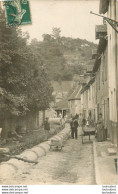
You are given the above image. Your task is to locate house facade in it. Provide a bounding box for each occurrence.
[68,85,81,116]
[80,85,89,119]
[80,77,95,122]
[80,0,118,144]
[93,37,109,137]
[99,0,118,144]
[55,98,69,118]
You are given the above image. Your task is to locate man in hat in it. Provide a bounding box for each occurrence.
[70,115,79,139]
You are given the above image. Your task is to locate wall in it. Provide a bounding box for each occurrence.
[81,93,84,114]
[0,110,45,138]
[88,82,95,121]
[69,99,81,116]
[107,0,117,144]
[80,89,88,119]
[116,0,118,146]
[95,45,109,136]
[45,109,57,118]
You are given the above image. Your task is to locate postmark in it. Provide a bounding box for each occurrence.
[4,0,31,26]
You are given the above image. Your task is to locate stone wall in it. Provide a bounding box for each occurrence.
[0,110,45,138]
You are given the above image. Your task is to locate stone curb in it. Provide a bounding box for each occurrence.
[0,125,71,179]
[93,141,102,185]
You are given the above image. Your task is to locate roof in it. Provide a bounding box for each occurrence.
[99,0,109,14]
[80,77,95,94]
[93,58,101,73]
[55,98,69,110]
[97,38,107,55]
[88,77,95,85]
[93,38,107,73]
[68,85,81,101]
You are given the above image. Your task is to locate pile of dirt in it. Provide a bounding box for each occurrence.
[0,124,62,163]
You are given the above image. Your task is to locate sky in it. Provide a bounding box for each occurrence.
[21,0,103,43]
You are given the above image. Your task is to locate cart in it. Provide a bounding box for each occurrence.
[50,139,63,151]
[81,126,95,144]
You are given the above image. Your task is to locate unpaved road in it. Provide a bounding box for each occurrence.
[4,135,95,185]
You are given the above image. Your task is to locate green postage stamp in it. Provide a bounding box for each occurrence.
[5,0,31,26]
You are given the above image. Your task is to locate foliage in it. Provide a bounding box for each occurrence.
[52,27,61,39]
[0,8,53,116]
[40,28,97,81]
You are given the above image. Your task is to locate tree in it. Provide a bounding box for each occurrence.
[52,27,61,39]
[41,28,66,80]
[0,8,53,116]
[42,34,52,42]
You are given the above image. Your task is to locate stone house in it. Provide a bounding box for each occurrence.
[93,36,109,137]
[99,0,118,144]
[80,77,95,122]
[80,85,89,119]
[55,98,69,118]
[68,85,81,116]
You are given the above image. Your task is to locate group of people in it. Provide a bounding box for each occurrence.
[44,112,107,142]
[70,113,106,142]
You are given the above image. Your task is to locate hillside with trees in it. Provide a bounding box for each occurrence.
[29,27,97,82]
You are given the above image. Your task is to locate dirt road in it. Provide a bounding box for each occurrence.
[5,134,95,185]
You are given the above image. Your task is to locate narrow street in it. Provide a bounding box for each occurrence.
[7,132,95,185]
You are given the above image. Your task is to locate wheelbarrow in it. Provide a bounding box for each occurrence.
[50,139,64,151]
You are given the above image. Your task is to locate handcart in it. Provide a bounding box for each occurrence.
[50,139,63,151]
[81,126,95,144]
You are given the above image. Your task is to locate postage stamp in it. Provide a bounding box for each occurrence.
[4,0,31,26]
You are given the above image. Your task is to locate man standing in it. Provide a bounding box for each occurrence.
[44,117,50,139]
[70,115,79,139]
[70,116,74,138]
